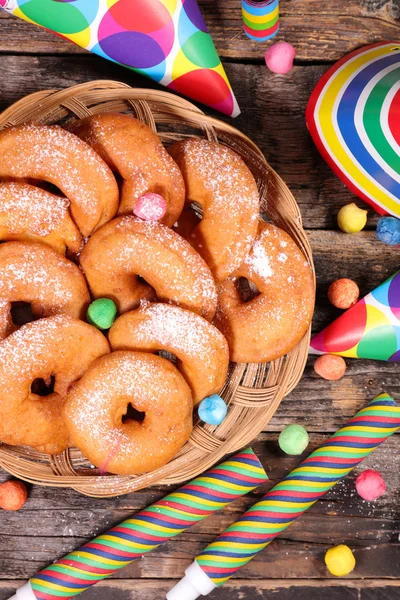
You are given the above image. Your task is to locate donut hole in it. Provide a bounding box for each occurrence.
[31,375,56,397]
[236,277,261,303]
[122,403,145,425]
[10,301,36,326]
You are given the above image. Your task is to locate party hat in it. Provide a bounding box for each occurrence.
[310,271,400,361]
[306,42,400,218]
[0,0,240,117]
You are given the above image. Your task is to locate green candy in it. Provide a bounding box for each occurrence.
[87,298,117,330]
[278,424,309,456]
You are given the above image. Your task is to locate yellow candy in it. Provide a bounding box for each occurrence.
[337,203,368,233]
[324,544,356,577]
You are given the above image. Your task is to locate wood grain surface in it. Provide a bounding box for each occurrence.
[0,1,399,598]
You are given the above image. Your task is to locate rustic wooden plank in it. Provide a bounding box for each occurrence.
[0,433,398,580]
[0,1,399,61]
[1,580,399,600]
[0,56,393,229]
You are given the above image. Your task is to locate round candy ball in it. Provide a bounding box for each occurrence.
[355,469,386,501]
[87,298,118,330]
[0,480,28,511]
[376,216,400,246]
[198,394,227,425]
[325,544,356,577]
[265,42,296,74]
[337,203,367,233]
[314,354,346,381]
[133,193,167,221]
[278,424,309,455]
[328,278,360,309]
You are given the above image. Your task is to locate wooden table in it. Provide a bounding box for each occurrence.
[0,2,399,599]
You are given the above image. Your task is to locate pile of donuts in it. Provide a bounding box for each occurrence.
[0,113,314,476]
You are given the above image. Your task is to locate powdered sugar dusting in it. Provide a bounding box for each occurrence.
[0,124,118,235]
[243,236,273,279]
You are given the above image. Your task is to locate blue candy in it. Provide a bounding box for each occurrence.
[198,394,227,425]
[376,217,400,246]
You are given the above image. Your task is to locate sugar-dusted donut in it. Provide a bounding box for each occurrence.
[168,138,260,281]
[0,123,119,237]
[64,351,192,475]
[214,221,315,363]
[70,113,185,227]
[79,216,217,320]
[109,303,229,405]
[0,242,90,341]
[0,315,110,454]
[0,182,82,255]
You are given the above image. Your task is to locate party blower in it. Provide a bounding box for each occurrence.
[9,449,268,600]
[167,393,400,599]
[0,0,240,117]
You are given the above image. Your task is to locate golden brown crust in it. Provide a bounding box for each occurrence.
[0,315,110,454]
[0,182,82,255]
[213,221,315,363]
[0,242,91,341]
[64,351,192,475]
[109,303,229,405]
[0,124,119,237]
[168,139,260,281]
[79,216,218,320]
[70,113,185,227]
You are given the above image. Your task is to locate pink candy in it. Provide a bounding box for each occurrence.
[133,193,167,221]
[265,41,296,74]
[355,469,386,501]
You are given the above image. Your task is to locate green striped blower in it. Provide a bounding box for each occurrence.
[9,448,267,600]
[167,393,400,599]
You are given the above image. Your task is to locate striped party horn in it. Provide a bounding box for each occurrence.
[242,0,280,42]
[167,393,400,599]
[10,449,267,600]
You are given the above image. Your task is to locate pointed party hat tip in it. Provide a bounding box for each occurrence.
[310,271,400,362]
[3,0,240,118]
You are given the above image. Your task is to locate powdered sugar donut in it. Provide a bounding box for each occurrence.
[79,216,217,320]
[214,221,315,362]
[64,351,192,475]
[0,315,110,454]
[0,242,90,340]
[0,123,119,237]
[70,113,185,227]
[0,182,82,255]
[109,303,229,405]
[168,139,260,281]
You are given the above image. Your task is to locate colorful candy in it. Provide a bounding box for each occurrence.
[356,469,386,501]
[265,41,296,74]
[310,271,400,361]
[325,545,356,577]
[133,193,167,222]
[167,394,400,597]
[242,0,280,42]
[14,450,267,600]
[198,394,228,425]
[1,0,240,117]
[0,480,28,511]
[307,42,400,218]
[87,298,117,330]
[314,354,347,380]
[328,279,360,309]
[337,203,368,233]
[278,424,309,455]
[376,216,400,246]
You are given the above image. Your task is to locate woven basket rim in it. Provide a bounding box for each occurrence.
[0,81,315,497]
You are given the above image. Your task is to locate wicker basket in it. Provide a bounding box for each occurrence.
[0,81,315,497]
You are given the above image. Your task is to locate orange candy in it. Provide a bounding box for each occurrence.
[328,278,359,309]
[0,480,28,511]
[314,354,347,381]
